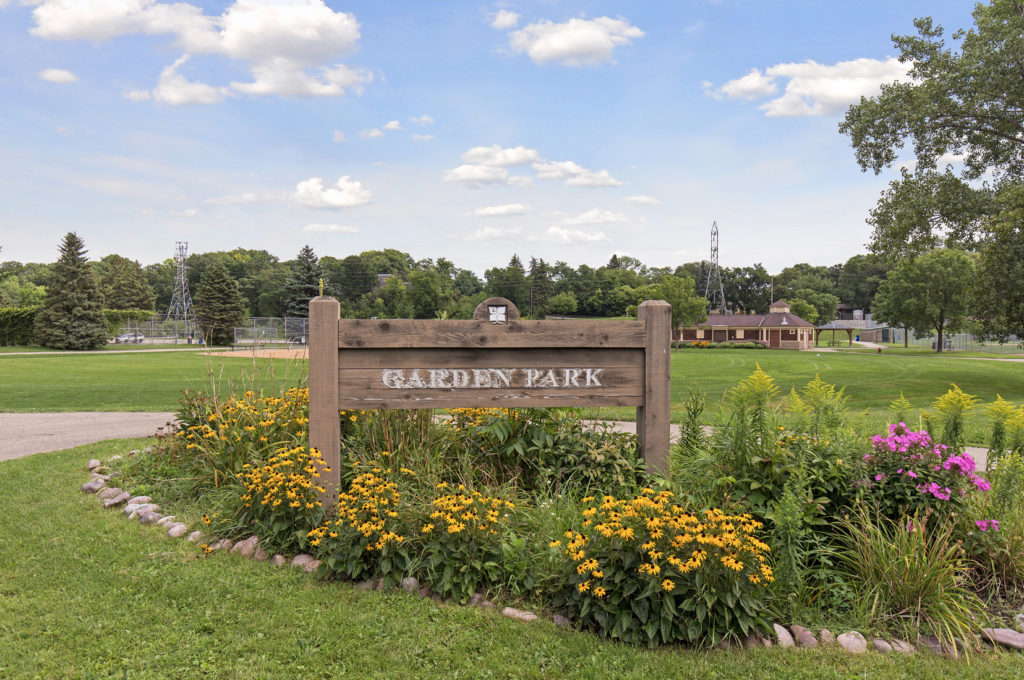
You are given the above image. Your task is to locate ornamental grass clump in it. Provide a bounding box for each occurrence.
[309,466,411,586]
[861,422,990,523]
[420,485,516,604]
[557,490,773,647]
[237,444,328,552]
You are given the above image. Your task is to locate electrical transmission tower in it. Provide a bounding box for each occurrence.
[167,242,196,341]
[703,221,727,314]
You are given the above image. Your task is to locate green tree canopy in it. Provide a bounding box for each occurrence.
[283,245,323,318]
[872,248,975,352]
[98,254,156,311]
[34,233,109,350]
[194,262,247,346]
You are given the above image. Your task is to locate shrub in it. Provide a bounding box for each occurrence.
[840,510,985,651]
[309,466,410,586]
[238,444,328,552]
[420,485,515,604]
[860,423,990,523]
[0,306,40,346]
[556,491,773,647]
[962,450,1024,591]
[931,384,979,453]
[985,396,1017,467]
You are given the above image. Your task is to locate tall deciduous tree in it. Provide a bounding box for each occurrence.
[648,275,707,329]
[283,245,323,318]
[974,183,1024,341]
[34,232,109,350]
[839,1,1024,257]
[194,262,247,346]
[872,249,975,352]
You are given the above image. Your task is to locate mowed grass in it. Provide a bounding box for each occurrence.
[0,350,303,412]
[2,439,1023,679]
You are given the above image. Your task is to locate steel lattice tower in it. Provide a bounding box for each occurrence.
[167,242,196,337]
[703,221,727,314]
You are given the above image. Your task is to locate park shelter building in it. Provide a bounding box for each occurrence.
[680,300,815,350]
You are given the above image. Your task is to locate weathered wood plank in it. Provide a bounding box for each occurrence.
[308,297,341,506]
[637,300,671,474]
[337,347,642,369]
[337,391,644,409]
[337,318,646,349]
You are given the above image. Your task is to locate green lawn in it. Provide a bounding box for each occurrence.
[1,348,1021,443]
[2,439,1023,679]
[0,350,302,411]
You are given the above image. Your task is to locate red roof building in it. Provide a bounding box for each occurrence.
[679,300,815,349]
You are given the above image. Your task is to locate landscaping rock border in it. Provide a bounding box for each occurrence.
[79,452,1024,654]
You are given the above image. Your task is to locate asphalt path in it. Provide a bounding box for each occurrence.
[0,412,176,462]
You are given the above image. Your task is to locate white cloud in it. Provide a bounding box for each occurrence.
[303,223,359,233]
[461,144,540,166]
[563,208,626,225]
[490,9,519,29]
[204,191,271,205]
[124,88,151,101]
[142,55,226,105]
[623,194,660,206]
[443,164,512,187]
[507,17,644,67]
[38,68,77,83]
[533,160,623,187]
[715,68,777,100]
[382,120,401,130]
[28,0,371,100]
[408,114,434,126]
[473,203,529,217]
[530,226,609,244]
[711,57,911,117]
[410,133,434,142]
[361,128,384,138]
[467,226,523,241]
[293,176,371,208]
[332,130,346,142]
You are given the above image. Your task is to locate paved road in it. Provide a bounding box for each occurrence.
[0,412,176,462]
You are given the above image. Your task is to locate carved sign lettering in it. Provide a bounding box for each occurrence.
[380,368,604,390]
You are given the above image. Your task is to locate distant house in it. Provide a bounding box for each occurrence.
[679,300,815,350]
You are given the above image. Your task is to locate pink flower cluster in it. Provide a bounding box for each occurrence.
[976,519,1000,532]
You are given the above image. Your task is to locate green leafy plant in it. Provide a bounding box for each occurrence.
[932,384,980,453]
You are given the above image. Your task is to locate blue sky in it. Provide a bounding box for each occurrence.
[0,1,976,274]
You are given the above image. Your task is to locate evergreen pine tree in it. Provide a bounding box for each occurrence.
[194,262,248,346]
[99,254,156,310]
[34,233,109,350]
[529,257,554,319]
[283,245,323,317]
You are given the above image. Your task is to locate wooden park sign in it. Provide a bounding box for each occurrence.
[308,296,671,499]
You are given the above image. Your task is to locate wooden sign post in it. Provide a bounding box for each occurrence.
[308,296,671,502]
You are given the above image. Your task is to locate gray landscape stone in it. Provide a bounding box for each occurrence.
[400,576,419,593]
[156,516,175,526]
[303,559,321,574]
[127,503,160,519]
[103,492,130,508]
[502,607,538,623]
[166,523,188,538]
[418,585,433,599]
[231,536,259,558]
[290,554,314,569]
[127,496,152,505]
[891,640,914,654]
[137,510,163,525]
[355,580,375,591]
[187,531,203,542]
[208,539,233,552]
[553,614,571,628]
[773,624,795,648]
[108,455,123,463]
[714,638,733,650]
[81,480,105,493]
[270,554,287,567]
[98,487,122,500]
[837,631,867,653]
[93,465,110,475]
[253,547,267,561]
[981,628,1024,651]
[791,625,817,648]
[86,459,101,470]
[469,593,485,606]
[819,629,835,645]
[1015,613,1024,634]
[873,639,893,653]
[918,635,946,655]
